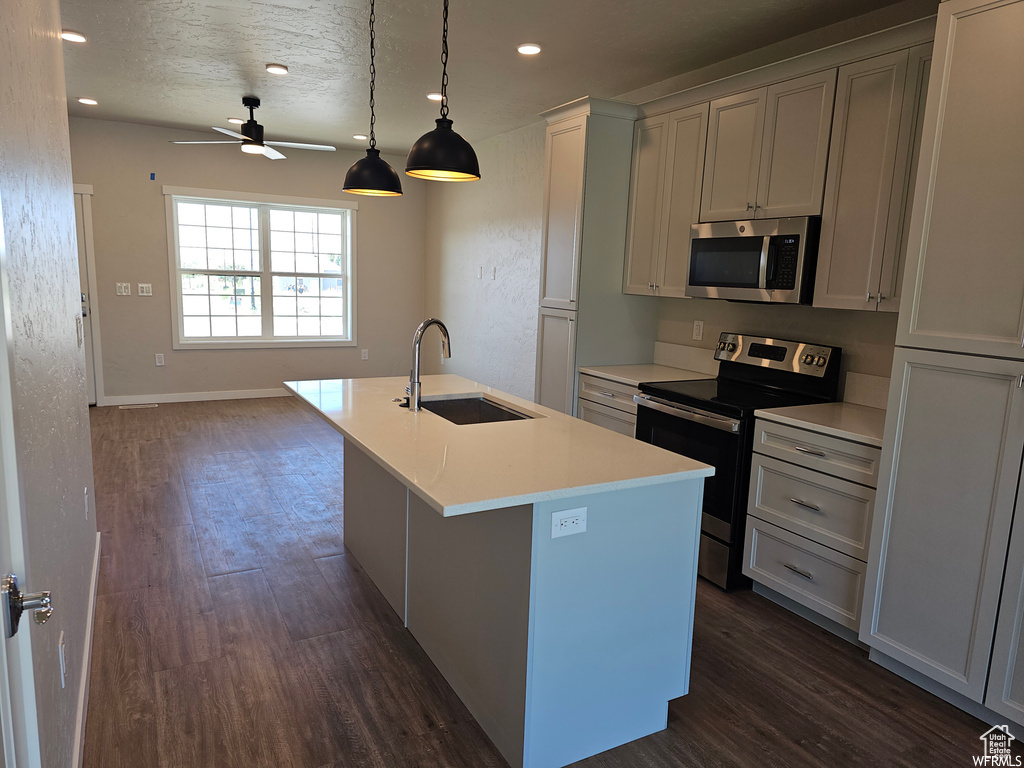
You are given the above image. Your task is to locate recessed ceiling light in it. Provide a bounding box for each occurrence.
[517,43,541,55]
[61,30,87,43]
[265,63,289,75]
[77,97,98,106]
[227,117,245,125]
[426,92,444,102]
[353,134,368,141]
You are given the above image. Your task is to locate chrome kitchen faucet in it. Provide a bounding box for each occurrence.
[408,318,451,411]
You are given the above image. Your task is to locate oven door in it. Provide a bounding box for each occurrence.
[634,395,746,541]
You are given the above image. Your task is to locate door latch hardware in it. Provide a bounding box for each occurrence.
[1,574,53,638]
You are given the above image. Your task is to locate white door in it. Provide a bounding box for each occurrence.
[73,189,97,405]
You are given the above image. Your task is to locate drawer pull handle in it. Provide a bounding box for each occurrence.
[595,390,617,398]
[789,497,821,513]
[783,563,814,581]
[794,445,826,458]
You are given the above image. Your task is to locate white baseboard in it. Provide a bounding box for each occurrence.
[72,532,101,768]
[101,387,290,406]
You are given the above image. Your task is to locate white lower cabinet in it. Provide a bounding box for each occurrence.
[576,373,637,436]
[744,417,880,631]
[535,308,577,414]
[860,348,1024,705]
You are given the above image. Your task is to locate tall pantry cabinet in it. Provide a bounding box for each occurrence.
[859,0,1024,723]
[534,98,658,414]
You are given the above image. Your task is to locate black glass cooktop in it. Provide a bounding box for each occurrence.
[638,378,828,419]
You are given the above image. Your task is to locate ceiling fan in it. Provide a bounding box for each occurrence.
[171,96,336,159]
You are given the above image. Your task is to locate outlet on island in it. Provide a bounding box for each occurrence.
[551,507,587,539]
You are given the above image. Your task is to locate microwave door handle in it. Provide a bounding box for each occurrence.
[765,238,778,288]
[758,236,771,290]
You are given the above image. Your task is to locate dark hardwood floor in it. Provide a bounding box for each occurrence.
[86,397,996,767]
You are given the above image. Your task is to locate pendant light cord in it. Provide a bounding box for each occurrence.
[368,0,377,149]
[439,0,449,120]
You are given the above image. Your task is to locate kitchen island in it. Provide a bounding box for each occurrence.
[286,374,713,768]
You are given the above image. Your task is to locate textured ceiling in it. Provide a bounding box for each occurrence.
[60,0,910,155]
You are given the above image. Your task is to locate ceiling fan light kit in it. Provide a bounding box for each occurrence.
[405,0,480,182]
[345,0,403,196]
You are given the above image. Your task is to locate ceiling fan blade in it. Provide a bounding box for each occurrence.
[171,140,241,144]
[262,146,287,160]
[212,126,250,140]
[264,141,337,152]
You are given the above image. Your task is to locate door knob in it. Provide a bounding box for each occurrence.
[1,574,53,638]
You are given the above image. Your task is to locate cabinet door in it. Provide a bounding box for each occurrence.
[877,44,932,314]
[622,115,669,296]
[755,69,836,219]
[540,115,587,309]
[700,88,765,222]
[859,348,1024,701]
[986,465,1024,728]
[897,0,1024,358]
[813,52,909,311]
[657,103,709,298]
[535,307,577,414]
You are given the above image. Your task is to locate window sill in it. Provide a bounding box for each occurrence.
[171,338,357,351]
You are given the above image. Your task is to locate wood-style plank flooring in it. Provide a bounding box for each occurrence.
[86,397,997,767]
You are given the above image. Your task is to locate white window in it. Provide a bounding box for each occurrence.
[164,187,357,349]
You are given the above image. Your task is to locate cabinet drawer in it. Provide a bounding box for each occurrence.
[578,374,638,414]
[748,454,874,559]
[743,518,866,630]
[754,418,881,486]
[577,397,636,437]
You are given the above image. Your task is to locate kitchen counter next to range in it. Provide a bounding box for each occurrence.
[286,374,713,768]
[286,374,712,516]
[755,401,887,447]
[577,363,711,388]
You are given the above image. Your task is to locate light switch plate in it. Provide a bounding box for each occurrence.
[116,282,131,296]
[138,283,153,296]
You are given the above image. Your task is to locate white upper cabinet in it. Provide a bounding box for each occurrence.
[897,0,1024,357]
[700,70,835,222]
[539,115,588,309]
[813,47,932,312]
[623,103,709,297]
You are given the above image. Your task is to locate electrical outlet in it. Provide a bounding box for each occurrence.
[138,283,153,296]
[116,282,131,296]
[155,353,165,366]
[361,349,369,361]
[693,320,704,341]
[58,631,67,689]
[551,507,587,539]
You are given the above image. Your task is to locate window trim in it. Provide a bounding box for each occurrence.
[163,186,359,350]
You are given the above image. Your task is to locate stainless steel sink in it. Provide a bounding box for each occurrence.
[420,396,535,425]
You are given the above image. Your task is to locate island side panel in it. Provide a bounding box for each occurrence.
[343,442,409,623]
[524,479,703,768]
[406,495,533,768]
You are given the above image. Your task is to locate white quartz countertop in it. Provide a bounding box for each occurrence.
[286,374,714,517]
[755,402,887,448]
[578,364,710,388]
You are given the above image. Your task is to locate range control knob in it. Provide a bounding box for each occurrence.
[801,354,813,365]
[717,341,726,351]
[726,342,737,352]
[815,355,827,367]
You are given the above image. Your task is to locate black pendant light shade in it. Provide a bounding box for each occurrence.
[406,118,479,181]
[344,148,403,196]
[345,0,402,197]
[405,0,480,182]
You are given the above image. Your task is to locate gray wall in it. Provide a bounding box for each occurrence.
[69,117,427,399]
[423,122,546,399]
[0,2,99,765]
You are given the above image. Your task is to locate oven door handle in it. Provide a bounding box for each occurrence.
[633,395,741,433]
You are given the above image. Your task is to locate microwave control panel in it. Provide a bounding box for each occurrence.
[767,235,800,291]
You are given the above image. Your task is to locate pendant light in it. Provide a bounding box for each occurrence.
[405,0,480,182]
[344,0,403,196]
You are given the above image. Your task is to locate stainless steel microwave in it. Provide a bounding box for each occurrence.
[685,217,820,304]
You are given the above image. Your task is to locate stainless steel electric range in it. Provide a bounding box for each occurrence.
[634,332,842,591]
